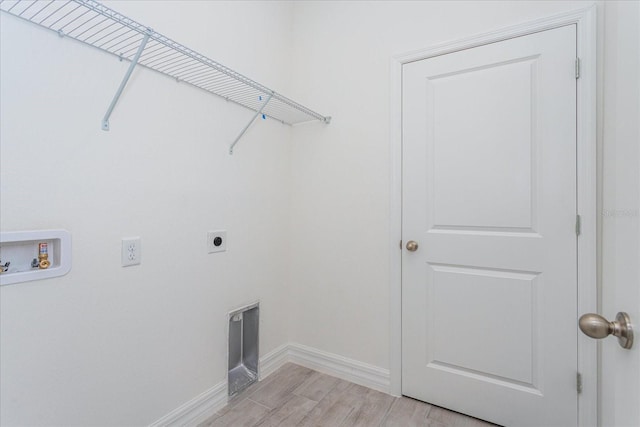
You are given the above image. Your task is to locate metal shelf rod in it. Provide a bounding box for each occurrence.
[229,94,273,155]
[101,29,151,131]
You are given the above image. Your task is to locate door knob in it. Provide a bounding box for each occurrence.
[406,241,419,252]
[579,312,633,349]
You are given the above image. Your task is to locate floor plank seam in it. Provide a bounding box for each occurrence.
[197,363,497,427]
[376,398,397,426]
[247,397,274,411]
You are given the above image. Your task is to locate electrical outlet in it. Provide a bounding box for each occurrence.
[121,237,141,266]
[207,230,226,253]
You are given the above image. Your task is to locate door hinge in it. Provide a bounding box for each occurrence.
[577,372,583,394]
[576,214,582,236]
[575,57,581,79]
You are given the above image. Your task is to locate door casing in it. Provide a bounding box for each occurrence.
[389,6,597,426]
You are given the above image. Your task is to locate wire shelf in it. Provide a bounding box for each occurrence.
[0,0,331,132]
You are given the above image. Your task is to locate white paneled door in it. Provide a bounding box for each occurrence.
[402,25,578,426]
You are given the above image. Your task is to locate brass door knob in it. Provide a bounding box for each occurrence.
[579,312,633,349]
[406,241,419,252]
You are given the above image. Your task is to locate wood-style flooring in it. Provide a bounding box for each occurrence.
[198,363,496,427]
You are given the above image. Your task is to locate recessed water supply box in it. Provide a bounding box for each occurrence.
[228,302,259,397]
[0,230,72,286]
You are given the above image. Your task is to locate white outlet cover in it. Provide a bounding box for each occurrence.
[207,230,226,253]
[121,237,141,266]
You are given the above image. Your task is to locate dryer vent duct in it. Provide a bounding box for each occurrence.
[228,303,259,397]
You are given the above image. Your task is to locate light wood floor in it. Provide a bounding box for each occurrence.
[198,363,496,427]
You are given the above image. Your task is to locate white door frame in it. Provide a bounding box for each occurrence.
[389,6,598,425]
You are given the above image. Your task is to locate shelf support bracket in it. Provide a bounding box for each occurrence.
[101,30,152,131]
[229,93,273,155]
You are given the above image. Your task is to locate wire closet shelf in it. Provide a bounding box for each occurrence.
[0,0,331,153]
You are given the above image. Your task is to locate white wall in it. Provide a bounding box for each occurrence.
[0,1,295,425]
[2,1,639,426]
[288,0,598,372]
[289,4,639,424]
[600,2,640,426]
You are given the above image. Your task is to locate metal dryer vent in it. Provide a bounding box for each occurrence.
[228,302,259,397]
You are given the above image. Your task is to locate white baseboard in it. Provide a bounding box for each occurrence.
[148,380,227,427]
[259,343,290,380]
[149,343,390,426]
[148,344,294,427]
[287,343,390,394]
